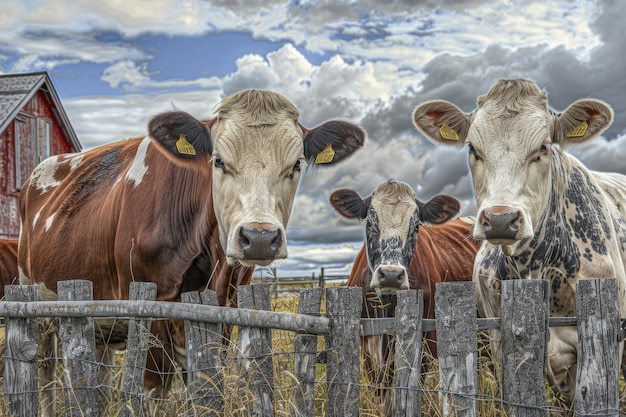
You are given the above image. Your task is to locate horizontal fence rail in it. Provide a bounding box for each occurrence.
[0,299,330,334]
[360,316,592,335]
[0,299,591,334]
[1,278,624,417]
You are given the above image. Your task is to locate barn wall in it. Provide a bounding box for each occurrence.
[0,121,19,239]
[24,90,77,155]
[0,89,78,238]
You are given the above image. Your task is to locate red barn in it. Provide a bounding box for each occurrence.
[0,71,81,238]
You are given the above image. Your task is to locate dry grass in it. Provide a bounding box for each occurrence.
[1,292,626,416]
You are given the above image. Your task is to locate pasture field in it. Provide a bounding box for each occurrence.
[0,287,625,416]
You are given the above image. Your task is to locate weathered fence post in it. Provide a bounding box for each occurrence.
[500,279,549,417]
[120,282,157,417]
[575,278,620,417]
[394,289,424,417]
[4,285,40,417]
[238,284,274,416]
[435,281,478,417]
[58,280,100,417]
[181,288,224,416]
[291,288,324,417]
[325,286,362,417]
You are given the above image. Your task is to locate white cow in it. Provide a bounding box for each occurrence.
[412,78,626,406]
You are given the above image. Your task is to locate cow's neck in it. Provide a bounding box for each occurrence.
[202,163,254,306]
[151,156,250,304]
[505,151,580,285]
[503,150,612,281]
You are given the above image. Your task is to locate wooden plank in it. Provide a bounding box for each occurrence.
[575,278,620,417]
[435,281,478,417]
[500,279,549,417]
[119,282,157,417]
[0,299,330,334]
[0,298,580,333]
[238,284,274,416]
[394,289,424,417]
[181,289,224,416]
[325,286,362,417]
[57,280,100,417]
[3,285,40,417]
[359,317,578,336]
[292,288,323,417]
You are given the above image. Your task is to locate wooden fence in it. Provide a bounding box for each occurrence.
[0,278,623,416]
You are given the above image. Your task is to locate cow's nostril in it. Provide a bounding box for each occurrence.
[239,229,251,249]
[271,233,282,251]
[480,211,492,231]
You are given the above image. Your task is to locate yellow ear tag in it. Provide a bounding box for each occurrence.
[176,133,196,155]
[439,124,459,141]
[566,120,589,138]
[314,144,335,164]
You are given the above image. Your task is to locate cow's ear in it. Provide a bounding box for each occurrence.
[413,101,470,148]
[148,111,213,159]
[417,194,460,224]
[329,189,370,220]
[303,121,365,168]
[555,99,613,146]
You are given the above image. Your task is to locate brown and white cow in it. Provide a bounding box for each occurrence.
[18,89,365,412]
[413,78,626,406]
[0,238,19,299]
[330,180,480,413]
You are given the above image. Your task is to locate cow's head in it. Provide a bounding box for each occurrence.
[330,180,460,294]
[149,90,364,267]
[413,78,613,255]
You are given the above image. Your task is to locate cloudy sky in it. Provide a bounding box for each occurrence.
[2,0,625,279]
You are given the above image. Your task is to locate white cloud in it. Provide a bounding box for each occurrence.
[102,60,152,89]
[1,0,601,79]
[64,88,224,148]
[222,43,415,126]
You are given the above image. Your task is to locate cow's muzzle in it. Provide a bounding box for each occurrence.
[371,265,409,294]
[238,222,284,261]
[479,206,524,241]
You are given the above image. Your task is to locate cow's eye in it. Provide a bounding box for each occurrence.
[288,159,303,179]
[213,155,226,172]
[535,144,549,161]
[468,144,480,161]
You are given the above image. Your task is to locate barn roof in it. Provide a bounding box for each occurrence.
[0,71,81,151]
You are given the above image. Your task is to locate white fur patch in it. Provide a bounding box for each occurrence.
[30,155,61,192]
[32,209,41,230]
[44,213,56,232]
[125,136,151,187]
[69,154,84,171]
[371,184,417,246]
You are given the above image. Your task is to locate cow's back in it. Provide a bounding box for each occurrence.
[592,170,626,269]
[18,141,142,300]
[411,218,479,320]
